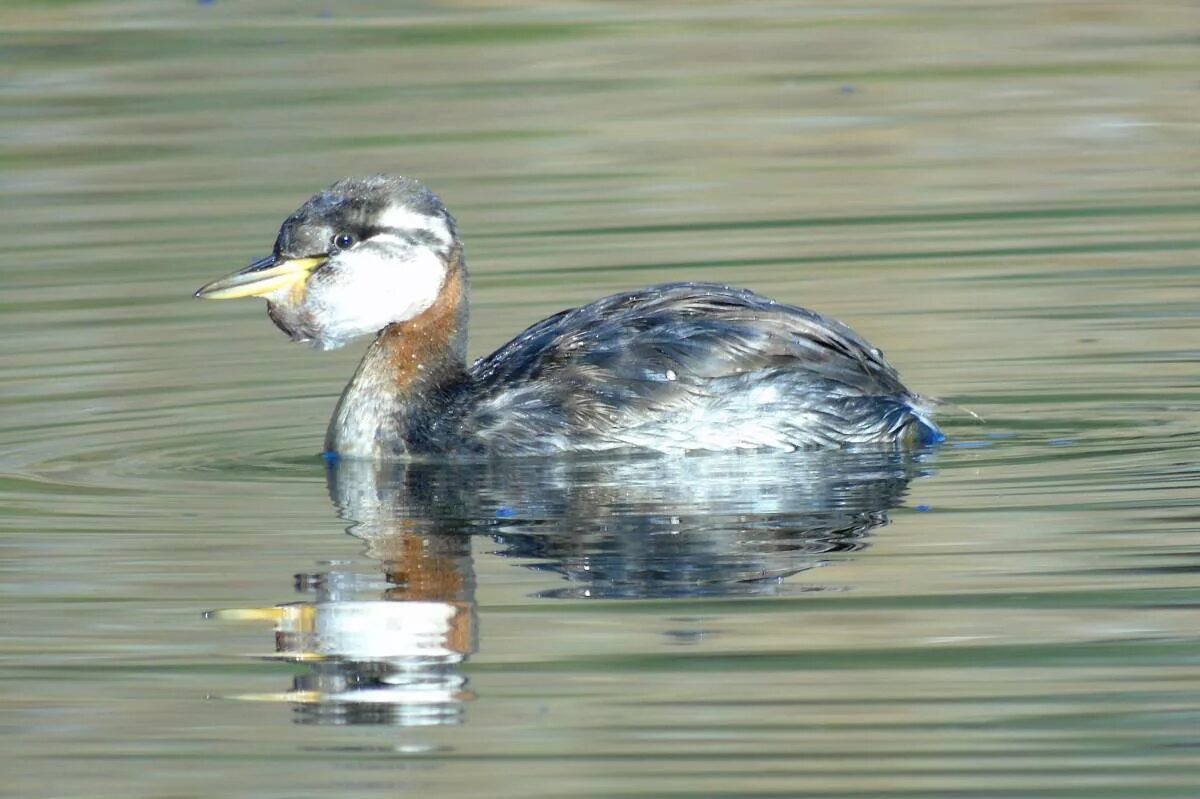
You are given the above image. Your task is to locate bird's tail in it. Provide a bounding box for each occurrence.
[887,396,946,446]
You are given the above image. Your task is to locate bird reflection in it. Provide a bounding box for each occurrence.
[212,449,927,726]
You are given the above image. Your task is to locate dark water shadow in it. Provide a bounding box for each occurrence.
[212,449,930,726]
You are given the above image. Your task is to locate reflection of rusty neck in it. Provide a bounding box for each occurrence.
[324,246,470,458]
[374,530,477,657]
[378,531,474,603]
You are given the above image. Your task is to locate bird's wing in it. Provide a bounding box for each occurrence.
[461,283,919,451]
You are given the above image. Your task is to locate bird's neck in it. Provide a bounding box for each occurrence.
[325,251,470,458]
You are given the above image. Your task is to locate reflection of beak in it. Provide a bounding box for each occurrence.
[194,254,327,300]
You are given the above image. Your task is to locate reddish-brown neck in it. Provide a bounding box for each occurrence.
[324,249,470,458]
[376,258,469,387]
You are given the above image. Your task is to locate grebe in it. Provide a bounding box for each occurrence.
[195,175,942,458]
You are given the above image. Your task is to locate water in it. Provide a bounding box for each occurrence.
[3,2,1199,797]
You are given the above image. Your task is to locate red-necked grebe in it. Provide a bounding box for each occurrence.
[195,175,943,458]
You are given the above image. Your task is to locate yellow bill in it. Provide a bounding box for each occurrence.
[194,255,327,300]
[205,606,292,622]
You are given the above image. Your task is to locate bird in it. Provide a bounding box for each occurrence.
[195,175,943,459]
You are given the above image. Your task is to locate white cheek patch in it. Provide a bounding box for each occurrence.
[305,236,447,349]
[377,204,453,248]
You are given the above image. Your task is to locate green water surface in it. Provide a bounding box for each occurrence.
[2,2,1199,797]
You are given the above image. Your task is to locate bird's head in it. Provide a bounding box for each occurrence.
[195,175,460,350]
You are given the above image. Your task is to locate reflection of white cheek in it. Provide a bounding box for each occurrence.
[308,247,446,348]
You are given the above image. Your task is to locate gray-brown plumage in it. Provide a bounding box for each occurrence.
[195,175,943,459]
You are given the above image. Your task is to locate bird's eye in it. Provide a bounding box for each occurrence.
[332,233,355,250]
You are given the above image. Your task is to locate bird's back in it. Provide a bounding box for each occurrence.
[451,283,939,454]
